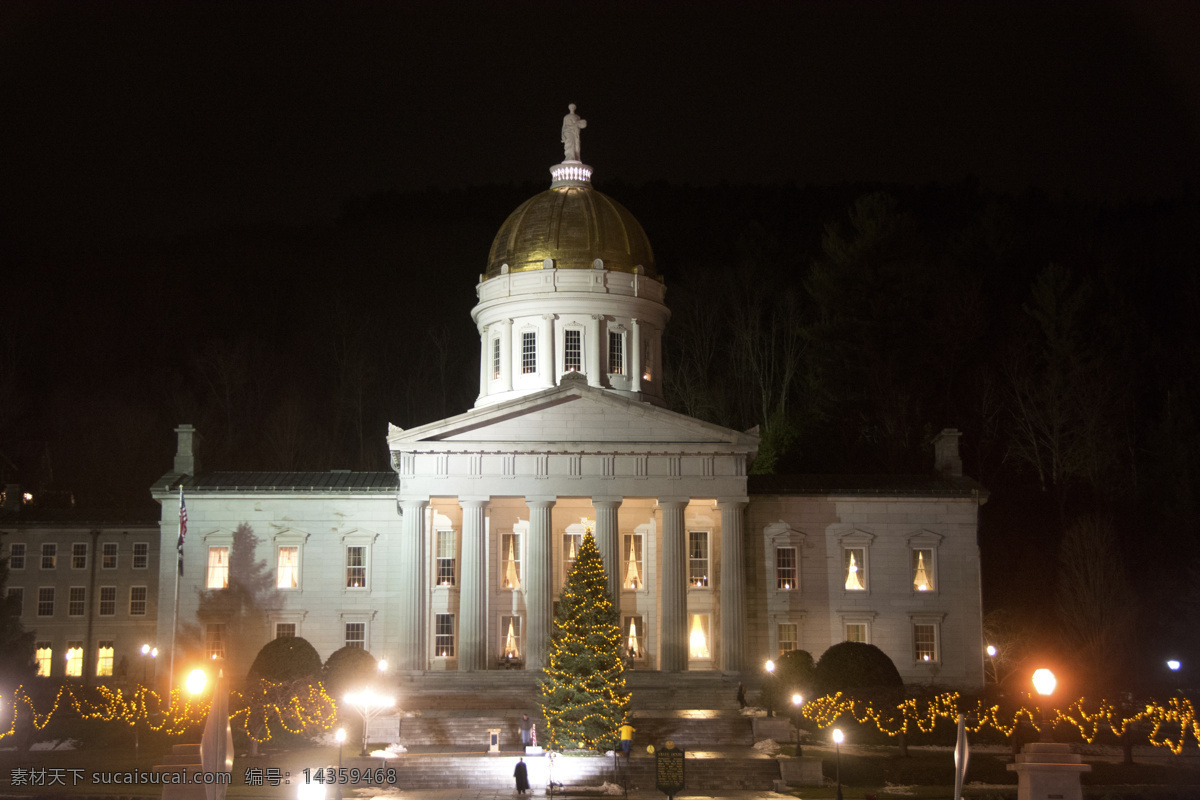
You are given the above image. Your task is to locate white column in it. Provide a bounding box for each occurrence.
[592,498,622,617]
[478,326,489,400]
[588,314,603,387]
[659,498,689,671]
[398,498,429,671]
[500,319,513,392]
[540,314,556,387]
[718,498,748,672]
[525,497,556,669]
[458,498,489,671]
[630,319,642,393]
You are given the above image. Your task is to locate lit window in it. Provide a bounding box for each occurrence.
[133,542,149,569]
[492,337,501,380]
[778,622,798,655]
[35,643,52,677]
[207,546,229,589]
[623,533,643,590]
[129,586,147,616]
[276,546,299,589]
[843,548,867,591]
[69,586,86,617]
[912,549,934,592]
[435,614,455,658]
[345,622,365,649]
[776,547,797,590]
[7,587,22,616]
[436,531,456,587]
[913,623,938,662]
[608,331,624,375]
[845,623,868,643]
[688,531,709,588]
[41,543,56,570]
[99,586,115,616]
[102,542,118,569]
[521,331,537,374]
[688,614,711,659]
[501,533,521,590]
[624,615,645,659]
[205,623,226,659]
[37,587,54,617]
[72,542,88,569]
[276,623,296,639]
[9,543,25,570]
[563,533,583,582]
[346,546,367,588]
[65,641,83,677]
[96,641,114,677]
[564,328,582,372]
[501,615,521,661]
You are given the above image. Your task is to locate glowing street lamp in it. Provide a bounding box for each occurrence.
[344,689,396,756]
[832,728,844,800]
[186,668,208,696]
[790,694,804,757]
[139,644,158,684]
[1032,668,1056,742]
[1167,659,1181,671]
[377,659,388,674]
[764,660,776,718]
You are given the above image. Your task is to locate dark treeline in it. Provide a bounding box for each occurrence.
[5,179,1200,690]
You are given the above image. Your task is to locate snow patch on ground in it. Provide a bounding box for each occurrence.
[881,783,917,795]
[754,738,780,755]
[30,739,79,751]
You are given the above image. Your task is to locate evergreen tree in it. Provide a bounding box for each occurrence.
[0,556,36,687]
[538,532,630,751]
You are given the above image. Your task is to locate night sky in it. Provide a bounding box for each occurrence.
[3,1,1198,242]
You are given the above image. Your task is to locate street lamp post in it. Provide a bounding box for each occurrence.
[344,689,396,757]
[790,694,804,756]
[832,728,844,800]
[1032,668,1057,743]
[333,728,346,800]
[764,660,775,718]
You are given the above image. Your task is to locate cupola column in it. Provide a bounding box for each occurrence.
[478,325,489,399]
[717,498,748,672]
[659,498,689,671]
[540,315,556,387]
[588,314,603,388]
[525,498,556,669]
[458,498,489,671]
[591,498,622,618]
[398,498,429,670]
[500,319,513,392]
[631,319,642,393]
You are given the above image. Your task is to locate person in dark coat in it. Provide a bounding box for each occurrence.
[513,758,530,794]
[737,681,747,709]
[519,713,533,748]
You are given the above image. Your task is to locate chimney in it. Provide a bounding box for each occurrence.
[174,424,199,476]
[933,428,963,478]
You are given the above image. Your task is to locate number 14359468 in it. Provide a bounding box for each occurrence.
[303,767,397,785]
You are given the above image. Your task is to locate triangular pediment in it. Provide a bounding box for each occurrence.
[388,378,756,449]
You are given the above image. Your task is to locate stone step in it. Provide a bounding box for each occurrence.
[390,714,754,748]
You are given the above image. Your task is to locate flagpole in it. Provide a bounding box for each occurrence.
[169,485,184,698]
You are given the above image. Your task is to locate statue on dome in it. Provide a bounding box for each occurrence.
[561,103,587,162]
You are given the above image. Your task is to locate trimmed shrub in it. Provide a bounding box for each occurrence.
[321,646,379,700]
[814,641,903,694]
[247,636,322,682]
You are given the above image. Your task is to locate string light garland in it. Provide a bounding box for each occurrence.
[0,679,337,746]
[539,530,631,751]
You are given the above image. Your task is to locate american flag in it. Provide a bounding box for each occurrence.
[177,486,188,576]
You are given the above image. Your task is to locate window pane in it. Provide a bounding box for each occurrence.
[207,546,229,589]
[688,614,711,659]
[521,331,537,374]
[10,543,25,570]
[72,543,88,569]
[688,532,709,587]
[206,623,226,659]
[345,622,365,649]
[845,623,867,643]
[65,641,83,677]
[492,337,501,380]
[99,587,116,616]
[276,623,296,639]
[346,546,367,588]
[130,586,147,616]
[37,587,54,617]
[435,614,455,658]
[69,586,86,617]
[437,531,456,587]
[97,641,114,677]
[776,547,797,589]
[624,615,645,659]
[564,329,582,372]
[608,331,623,375]
[501,615,521,661]
[563,533,583,582]
[623,534,643,590]
[912,549,934,592]
[844,548,866,591]
[102,542,118,569]
[778,623,798,655]
[914,624,937,661]
[42,543,56,569]
[276,546,299,589]
[36,642,52,677]
[132,542,149,569]
[501,533,521,590]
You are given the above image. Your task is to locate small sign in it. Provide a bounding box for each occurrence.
[366,716,401,742]
[655,745,685,798]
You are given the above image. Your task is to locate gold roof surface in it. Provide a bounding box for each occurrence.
[485,185,658,280]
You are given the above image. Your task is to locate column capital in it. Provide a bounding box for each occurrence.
[591,497,623,509]
[526,496,557,509]
[398,497,429,515]
[458,497,490,509]
[715,497,749,509]
[657,497,690,510]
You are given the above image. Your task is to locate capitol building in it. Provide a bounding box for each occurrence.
[8,110,987,689]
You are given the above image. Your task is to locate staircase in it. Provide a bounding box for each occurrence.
[153,742,206,800]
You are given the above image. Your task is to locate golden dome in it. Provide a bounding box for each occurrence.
[485,184,658,280]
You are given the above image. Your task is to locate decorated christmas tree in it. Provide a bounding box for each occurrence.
[539,531,630,751]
